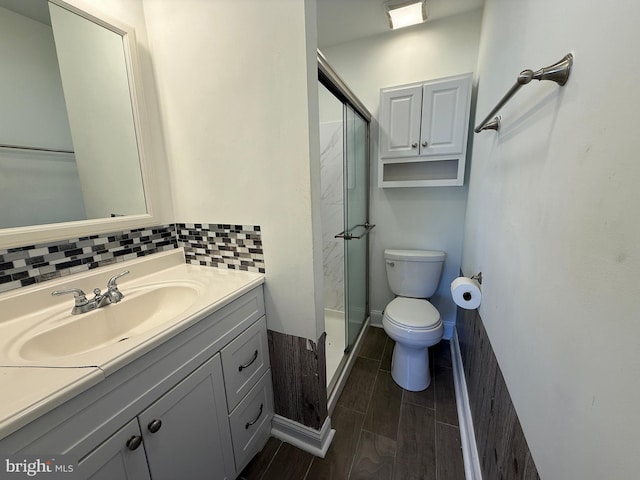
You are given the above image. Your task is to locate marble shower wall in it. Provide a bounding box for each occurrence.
[319,121,344,312]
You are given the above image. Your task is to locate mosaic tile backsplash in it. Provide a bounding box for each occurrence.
[176,223,265,274]
[0,222,264,295]
[0,225,177,294]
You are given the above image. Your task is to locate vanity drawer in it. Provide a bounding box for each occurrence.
[221,316,269,411]
[228,369,273,472]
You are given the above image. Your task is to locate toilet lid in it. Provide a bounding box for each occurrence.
[384,297,440,330]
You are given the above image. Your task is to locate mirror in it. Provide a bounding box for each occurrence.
[0,0,147,230]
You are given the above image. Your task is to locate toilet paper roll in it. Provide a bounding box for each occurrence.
[451,277,482,310]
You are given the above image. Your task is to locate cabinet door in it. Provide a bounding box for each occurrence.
[379,85,422,159]
[139,354,235,480]
[419,75,471,157]
[77,419,151,480]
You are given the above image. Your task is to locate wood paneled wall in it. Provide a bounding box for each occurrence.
[456,308,540,480]
[267,330,328,430]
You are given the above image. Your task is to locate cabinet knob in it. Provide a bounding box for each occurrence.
[126,435,143,451]
[422,141,428,147]
[148,419,163,434]
[411,143,418,148]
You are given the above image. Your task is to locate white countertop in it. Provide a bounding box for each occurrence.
[0,366,104,440]
[0,249,264,440]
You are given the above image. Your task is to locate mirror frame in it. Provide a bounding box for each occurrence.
[0,0,157,250]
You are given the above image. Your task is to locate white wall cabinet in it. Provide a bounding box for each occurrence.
[378,84,423,159]
[378,73,472,187]
[0,286,272,480]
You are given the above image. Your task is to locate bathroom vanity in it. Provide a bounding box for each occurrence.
[0,250,272,480]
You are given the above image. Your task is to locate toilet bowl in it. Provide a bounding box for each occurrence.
[383,297,443,391]
[382,249,445,392]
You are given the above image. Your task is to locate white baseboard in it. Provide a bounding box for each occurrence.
[451,330,483,480]
[443,321,455,340]
[370,309,383,328]
[270,414,335,458]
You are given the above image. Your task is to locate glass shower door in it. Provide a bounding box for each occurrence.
[343,105,371,352]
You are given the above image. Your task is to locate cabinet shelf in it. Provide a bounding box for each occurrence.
[382,159,461,187]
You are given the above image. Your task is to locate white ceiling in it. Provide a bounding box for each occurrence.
[2,0,485,47]
[0,0,50,25]
[317,0,485,48]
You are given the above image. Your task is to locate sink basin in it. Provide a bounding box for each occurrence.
[0,249,264,372]
[15,283,200,361]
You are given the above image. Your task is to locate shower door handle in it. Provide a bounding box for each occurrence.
[334,230,353,240]
[334,223,376,240]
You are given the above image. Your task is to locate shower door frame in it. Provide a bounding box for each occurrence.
[318,51,372,354]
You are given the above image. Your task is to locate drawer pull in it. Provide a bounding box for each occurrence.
[245,403,264,429]
[126,435,143,451]
[148,419,162,434]
[238,349,259,372]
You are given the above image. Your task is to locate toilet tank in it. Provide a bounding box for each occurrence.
[384,249,446,298]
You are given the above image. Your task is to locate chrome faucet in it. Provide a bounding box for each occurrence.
[52,271,130,315]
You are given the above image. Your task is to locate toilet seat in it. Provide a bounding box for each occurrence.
[384,297,441,330]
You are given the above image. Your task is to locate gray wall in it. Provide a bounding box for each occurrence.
[462,0,640,478]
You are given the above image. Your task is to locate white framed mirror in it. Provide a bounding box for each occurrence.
[0,0,156,249]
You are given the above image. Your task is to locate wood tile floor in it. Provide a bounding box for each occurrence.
[239,326,465,480]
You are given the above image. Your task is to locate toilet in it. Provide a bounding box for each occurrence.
[382,249,445,392]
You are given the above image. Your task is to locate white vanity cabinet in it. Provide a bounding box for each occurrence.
[78,355,236,480]
[378,73,472,187]
[0,285,273,480]
[221,316,274,471]
[78,419,152,480]
[137,354,234,480]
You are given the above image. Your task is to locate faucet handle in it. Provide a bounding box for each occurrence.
[52,288,89,306]
[106,270,129,303]
[107,270,130,289]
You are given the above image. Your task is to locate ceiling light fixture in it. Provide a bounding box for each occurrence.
[385,0,428,30]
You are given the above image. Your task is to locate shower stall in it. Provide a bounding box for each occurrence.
[317,53,373,399]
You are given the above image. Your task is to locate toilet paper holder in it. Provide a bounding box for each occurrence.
[463,273,482,302]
